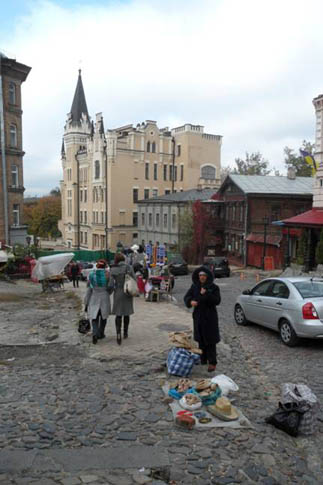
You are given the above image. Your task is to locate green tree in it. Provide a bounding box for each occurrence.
[315,229,323,265]
[284,140,315,177]
[25,196,62,238]
[232,152,271,175]
[178,205,193,252]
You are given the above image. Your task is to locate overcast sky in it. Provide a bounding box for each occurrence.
[1,0,323,195]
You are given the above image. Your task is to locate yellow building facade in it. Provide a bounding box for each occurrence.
[59,72,222,250]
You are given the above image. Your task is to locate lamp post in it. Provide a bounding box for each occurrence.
[262,216,269,270]
[171,136,175,193]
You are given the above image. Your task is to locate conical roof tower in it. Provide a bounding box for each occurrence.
[70,69,89,125]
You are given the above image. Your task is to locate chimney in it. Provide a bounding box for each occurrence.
[287,167,296,180]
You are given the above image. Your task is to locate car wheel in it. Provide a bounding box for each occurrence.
[279,319,299,347]
[234,304,248,326]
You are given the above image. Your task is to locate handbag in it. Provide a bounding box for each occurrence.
[78,318,90,334]
[266,402,305,437]
[123,267,139,297]
[282,383,319,435]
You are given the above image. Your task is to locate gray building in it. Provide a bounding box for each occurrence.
[137,188,215,248]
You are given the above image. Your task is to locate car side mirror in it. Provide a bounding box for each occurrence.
[242,289,251,295]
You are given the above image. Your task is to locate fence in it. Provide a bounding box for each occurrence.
[37,249,115,263]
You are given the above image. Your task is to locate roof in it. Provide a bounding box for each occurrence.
[70,70,89,124]
[246,233,282,246]
[281,208,323,227]
[224,174,314,195]
[138,188,216,204]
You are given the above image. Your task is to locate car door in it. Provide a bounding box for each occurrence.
[262,280,290,329]
[243,280,274,325]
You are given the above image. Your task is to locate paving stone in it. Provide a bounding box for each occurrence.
[61,478,82,485]
[80,476,99,484]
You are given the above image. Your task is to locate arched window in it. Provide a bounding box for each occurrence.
[201,165,216,180]
[9,82,16,104]
[10,124,17,147]
[95,160,100,179]
[147,141,150,152]
[152,141,156,153]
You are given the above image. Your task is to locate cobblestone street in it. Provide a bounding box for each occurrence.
[0,276,322,484]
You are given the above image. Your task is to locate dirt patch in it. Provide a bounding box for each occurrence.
[0,294,28,303]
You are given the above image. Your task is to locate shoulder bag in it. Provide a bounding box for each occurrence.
[123,266,139,297]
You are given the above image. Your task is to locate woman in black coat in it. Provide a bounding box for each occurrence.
[184,266,221,372]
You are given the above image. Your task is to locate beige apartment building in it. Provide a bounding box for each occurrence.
[59,71,222,250]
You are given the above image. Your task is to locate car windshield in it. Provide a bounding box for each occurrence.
[293,280,323,298]
[169,256,184,264]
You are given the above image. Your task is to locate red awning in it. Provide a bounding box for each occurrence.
[246,233,282,247]
[281,208,323,227]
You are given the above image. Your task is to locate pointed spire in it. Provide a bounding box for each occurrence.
[99,117,105,136]
[70,69,89,124]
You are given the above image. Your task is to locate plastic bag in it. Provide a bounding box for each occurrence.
[282,383,320,435]
[266,401,305,437]
[179,393,202,411]
[211,374,239,396]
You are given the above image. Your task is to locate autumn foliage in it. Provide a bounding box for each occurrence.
[24,196,62,238]
[188,200,215,264]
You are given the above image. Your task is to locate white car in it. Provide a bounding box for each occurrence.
[234,277,323,347]
[80,262,98,281]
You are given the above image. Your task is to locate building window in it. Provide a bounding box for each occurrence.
[84,232,88,244]
[141,213,145,226]
[10,124,17,147]
[101,211,104,223]
[165,189,170,195]
[201,165,216,180]
[92,211,95,223]
[95,160,100,179]
[169,165,173,181]
[163,165,167,181]
[180,165,184,181]
[133,188,138,203]
[80,232,83,244]
[147,141,150,152]
[148,213,153,226]
[174,165,177,181]
[232,205,236,221]
[172,213,176,228]
[144,189,149,199]
[271,205,281,222]
[239,204,244,222]
[80,211,83,223]
[80,189,83,202]
[84,189,87,202]
[9,82,16,104]
[133,211,138,227]
[84,210,87,224]
[11,165,18,187]
[163,213,168,228]
[145,162,149,180]
[13,204,19,226]
[177,145,181,156]
[156,213,160,226]
[67,168,72,181]
[154,163,158,180]
[152,189,158,198]
[152,141,156,153]
[67,190,72,217]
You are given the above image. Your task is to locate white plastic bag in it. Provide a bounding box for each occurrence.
[179,394,202,411]
[211,374,239,396]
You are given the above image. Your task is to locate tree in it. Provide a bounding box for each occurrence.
[24,196,62,238]
[178,205,194,252]
[232,152,271,175]
[191,200,216,264]
[284,140,315,177]
[316,229,323,265]
[50,187,61,197]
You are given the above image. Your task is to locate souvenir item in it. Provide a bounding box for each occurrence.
[207,397,239,421]
[179,393,202,411]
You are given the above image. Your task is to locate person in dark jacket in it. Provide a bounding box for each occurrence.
[184,266,221,372]
[70,261,80,288]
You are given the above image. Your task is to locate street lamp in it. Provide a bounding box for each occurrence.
[262,216,269,270]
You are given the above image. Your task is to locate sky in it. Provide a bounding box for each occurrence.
[1,0,323,195]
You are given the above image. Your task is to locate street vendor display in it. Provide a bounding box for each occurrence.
[31,253,74,292]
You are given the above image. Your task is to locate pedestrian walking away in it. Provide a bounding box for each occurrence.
[184,266,221,372]
[84,260,113,345]
[110,253,136,345]
[70,261,80,288]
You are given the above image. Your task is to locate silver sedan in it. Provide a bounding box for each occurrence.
[234,277,323,346]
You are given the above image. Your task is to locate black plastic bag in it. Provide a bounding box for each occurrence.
[78,318,90,334]
[266,402,305,437]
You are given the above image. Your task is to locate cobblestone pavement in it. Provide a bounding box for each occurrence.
[0,277,322,484]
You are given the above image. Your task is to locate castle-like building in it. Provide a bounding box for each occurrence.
[59,71,222,250]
